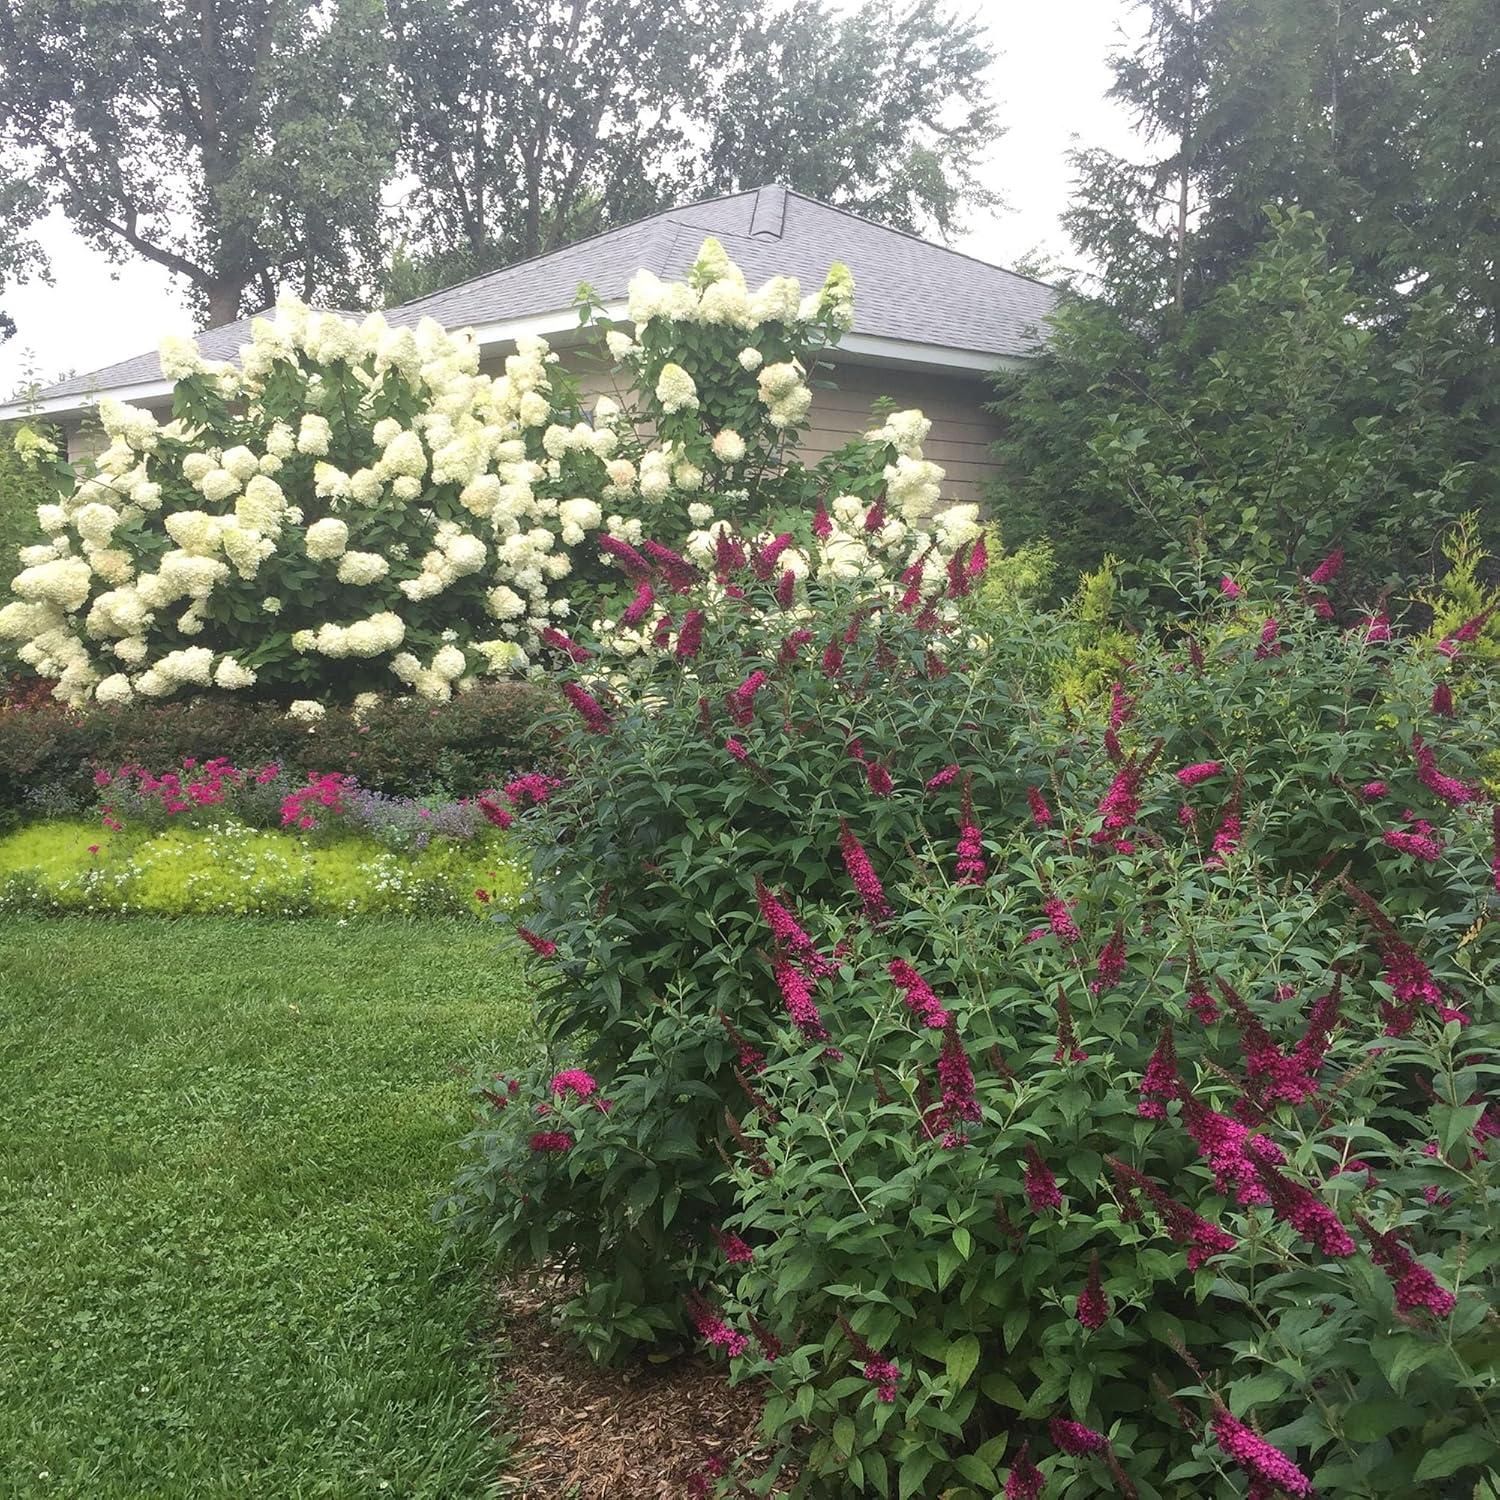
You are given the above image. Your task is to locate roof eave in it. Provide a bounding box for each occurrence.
[0,310,1034,423]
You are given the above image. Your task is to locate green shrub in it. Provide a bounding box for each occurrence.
[0,680,553,824]
[0,819,524,918]
[990,211,1490,593]
[448,529,1499,1497]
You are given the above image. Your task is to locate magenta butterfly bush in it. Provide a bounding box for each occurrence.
[451,541,1497,1495]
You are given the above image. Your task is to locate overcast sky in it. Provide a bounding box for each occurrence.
[0,0,1145,398]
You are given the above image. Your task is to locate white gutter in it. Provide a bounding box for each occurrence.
[0,309,1028,424]
[1,377,176,422]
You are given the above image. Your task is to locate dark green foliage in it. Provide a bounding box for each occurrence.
[383,0,998,295]
[449,541,1499,1496]
[0,680,553,823]
[996,0,1500,594]
[702,0,999,239]
[992,214,1491,590]
[0,0,396,325]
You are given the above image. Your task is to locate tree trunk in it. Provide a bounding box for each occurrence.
[1174,0,1200,312]
[203,280,246,329]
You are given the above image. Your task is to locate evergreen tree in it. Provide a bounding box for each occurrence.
[993,0,1498,591]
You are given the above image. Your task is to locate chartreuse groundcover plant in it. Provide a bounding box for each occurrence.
[0,234,945,713]
[449,527,1500,1499]
[0,753,534,917]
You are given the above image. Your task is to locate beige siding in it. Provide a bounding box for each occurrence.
[64,418,106,466]
[802,362,1001,506]
[548,346,1000,505]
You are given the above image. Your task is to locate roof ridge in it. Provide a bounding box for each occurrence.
[781,188,1058,291]
[386,187,767,317]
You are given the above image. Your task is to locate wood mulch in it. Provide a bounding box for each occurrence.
[489,1276,791,1497]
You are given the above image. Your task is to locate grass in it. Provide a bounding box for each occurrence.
[0,914,531,1498]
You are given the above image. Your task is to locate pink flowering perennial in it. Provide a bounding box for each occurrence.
[1211,1409,1314,1498]
[887,960,951,1030]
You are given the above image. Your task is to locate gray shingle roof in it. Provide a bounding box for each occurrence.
[28,185,1056,407]
[28,308,355,402]
[390,185,1056,356]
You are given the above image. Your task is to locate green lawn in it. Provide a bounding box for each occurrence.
[0,915,529,1498]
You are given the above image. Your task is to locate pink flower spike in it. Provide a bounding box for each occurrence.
[862,1355,901,1403]
[1076,1251,1110,1330]
[1307,546,1344,585]
[838,820,891,924]
[935,1020,981,1141]
[1176,761,1223,787]
[1049,1418,1108,1456]
[887,959,951,1029]
[1091,925,1127,993]
[774,959,828,1041]
[1382,821,1444,862]
[619,580,655,627]
[598,533,651,578]
[676,609,706,659]
[1027,786,1053,827]
[686,1292,748,1359]
[754,879,835,976]
[562,681,613,733]
[641,539,700,591]
[1412,733,1476,805]
[753,532,794,580]
[713,1227,755,1264]
[540,626,592,663]
[517,927,558,959]
[1023,1144,1061,1213]
[1219,575,1242,599]
[1043,896,1081,945]
[1210,1409,1314,1498]
[1138,1025,1179,1119]
[1004,1441,1044,1500]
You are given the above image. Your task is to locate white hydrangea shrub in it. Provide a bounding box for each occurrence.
[3,237,967,706]
[1,302,613,704]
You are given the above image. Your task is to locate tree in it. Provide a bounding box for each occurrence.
[996,0,1498,593]
[0,179,48,343]
[386,0,738,292]
[992,213,1479,588]
[1063,0,1500,335]
[0,0,397,329]
[384,0,1000,296]
[703,0,1000,239]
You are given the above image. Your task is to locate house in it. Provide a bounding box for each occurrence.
[2,185,1056,504]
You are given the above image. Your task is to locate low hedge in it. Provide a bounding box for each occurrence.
[0,680,554,824]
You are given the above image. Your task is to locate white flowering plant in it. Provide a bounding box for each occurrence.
[2,238,970,708]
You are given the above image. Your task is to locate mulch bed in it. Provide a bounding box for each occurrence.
[490,1277,790,1497]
